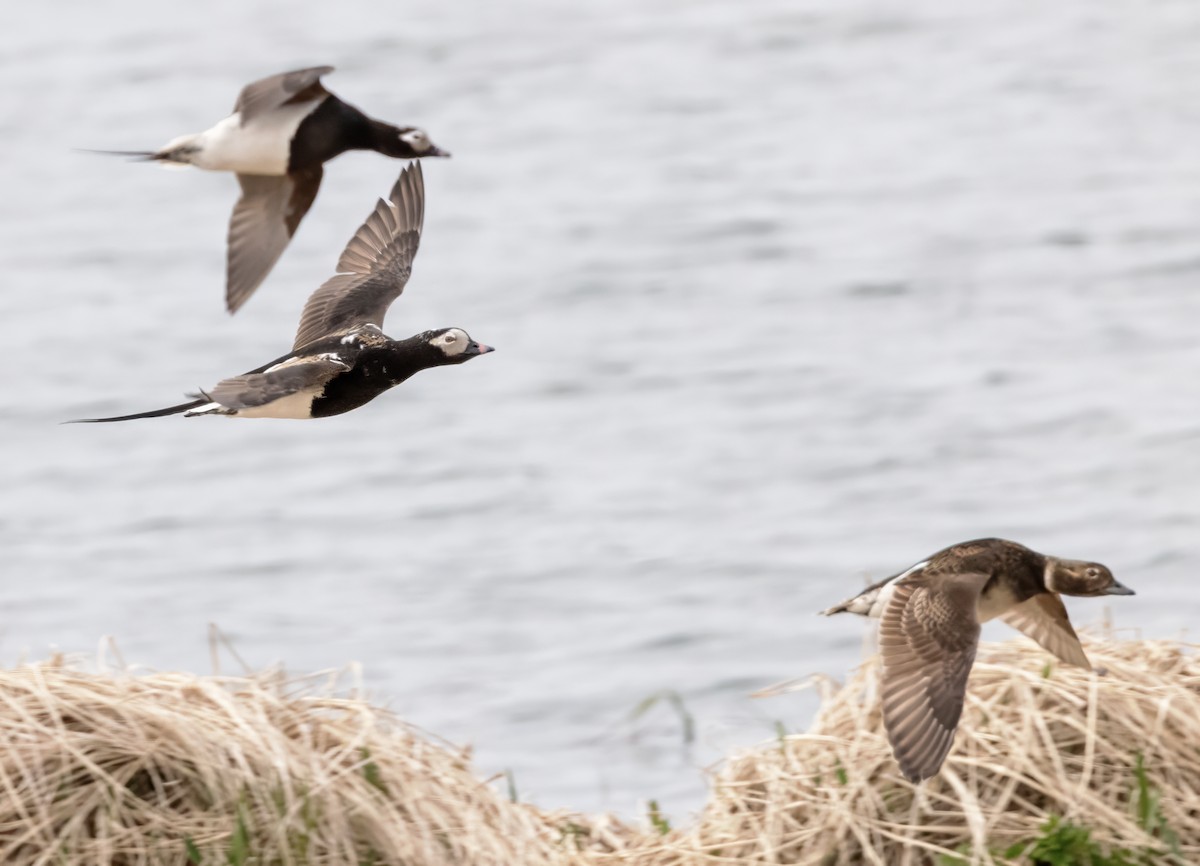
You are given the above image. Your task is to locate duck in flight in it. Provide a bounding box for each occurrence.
[99,65,448,313]
[71,163,491,422]
[821,538,1134,783]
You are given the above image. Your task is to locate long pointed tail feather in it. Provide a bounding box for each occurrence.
[65,398,207,424]
[74,148,162,161]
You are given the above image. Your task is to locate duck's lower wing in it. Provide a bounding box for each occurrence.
[1001,593,1090,669]
[878,572,989,783]
[207,355,349,412]
[226,167,323,313]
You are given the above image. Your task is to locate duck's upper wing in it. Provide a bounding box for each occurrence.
[1001,593,1090,668]
[208,353,349,410]
[878,571,989,783]
[226,167,323,313]
[292,162,425,350]
[234,66,334,125]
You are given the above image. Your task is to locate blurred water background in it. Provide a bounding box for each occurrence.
[2,0,1200,820]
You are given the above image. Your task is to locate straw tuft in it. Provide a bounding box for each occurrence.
[5,638,1198,865]
[0,657,597,865]
[601,637,1200,865]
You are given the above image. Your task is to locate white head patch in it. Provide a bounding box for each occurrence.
[431,328,471,356]
[400,129,432,152]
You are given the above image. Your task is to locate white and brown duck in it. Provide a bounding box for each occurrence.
[822,538,1135,782]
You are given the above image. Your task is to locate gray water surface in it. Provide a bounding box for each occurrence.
[3,0,1200,819]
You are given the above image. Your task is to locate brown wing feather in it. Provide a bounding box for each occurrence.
[1001,593,1091,668]
[208,356,348,410]
[879,572,989,783]
[292,163,425,349]
[234,66,333,125]
[226,168,323,313]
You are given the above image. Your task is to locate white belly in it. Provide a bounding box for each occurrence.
[232,390,318,419]
[184,390,317,419]
[976,583,1020,622]
[187,99,322,175]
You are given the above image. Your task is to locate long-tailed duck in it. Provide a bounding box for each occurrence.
[821,538,1134,782]
[97,66,448,312]
[72,163,490,422]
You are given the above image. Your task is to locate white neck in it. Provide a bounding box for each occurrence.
[1043,559,1057,592]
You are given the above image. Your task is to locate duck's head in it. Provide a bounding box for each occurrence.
[423,328,493,365]
[1045,558,1134,597]
[381,126,450,159]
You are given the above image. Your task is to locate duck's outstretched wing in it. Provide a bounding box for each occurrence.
[234,66,334,125]
[225,167,323,313]
[1001,593,1090,668]
[292,163,424,350]
[878,571,989,783]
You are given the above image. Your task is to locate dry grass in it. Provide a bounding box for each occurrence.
[4,637,1198,865]
[604,636,1200,866]
[0,653,615,866]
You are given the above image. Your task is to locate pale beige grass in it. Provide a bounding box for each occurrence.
[4,638,1197,866]
[0,655,614,866]
[596,636,1200,866]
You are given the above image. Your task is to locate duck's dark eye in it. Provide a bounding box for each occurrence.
[1085,566,1101,579]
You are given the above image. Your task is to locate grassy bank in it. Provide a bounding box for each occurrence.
[0,656,611,865]
[0,637,1196,865]
[607,636,1199,865]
